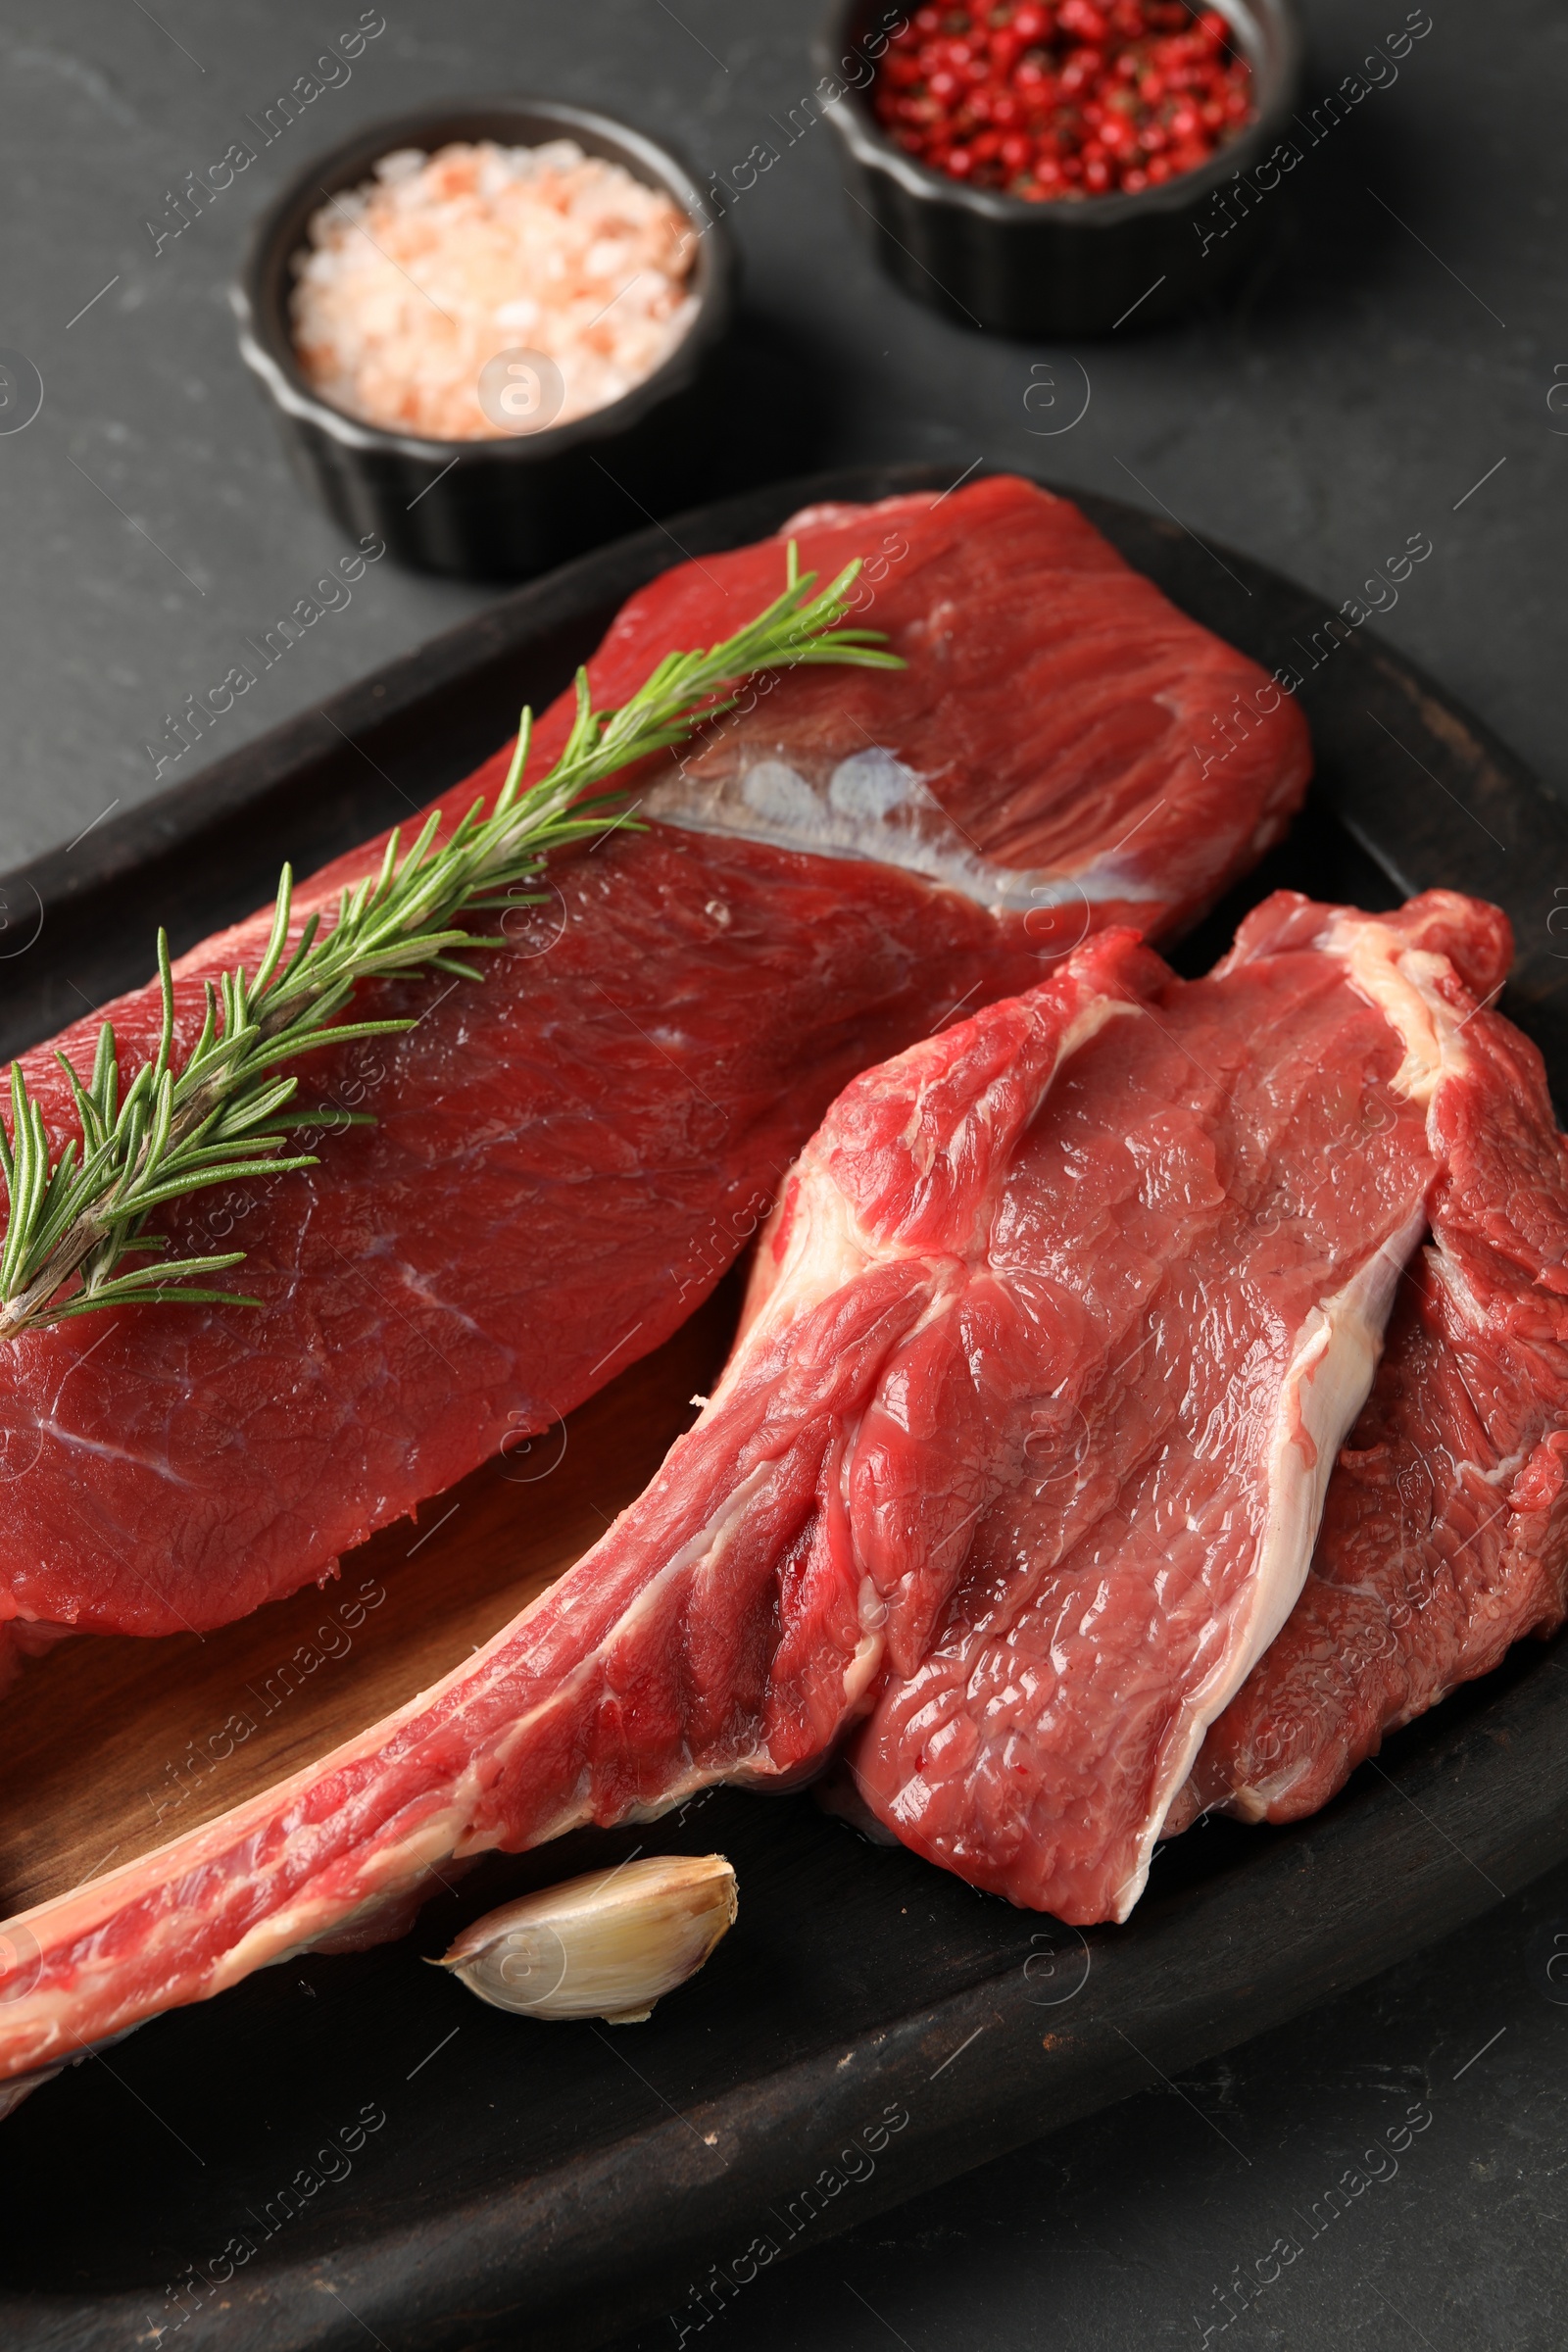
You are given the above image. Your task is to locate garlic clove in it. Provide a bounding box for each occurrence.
[437,1853,737,2025]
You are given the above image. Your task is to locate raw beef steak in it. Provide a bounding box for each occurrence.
[0,888,1516,2094]
[1172,967,1568,1827]
[838,889,1512,1916]
[0,475,1308,1651]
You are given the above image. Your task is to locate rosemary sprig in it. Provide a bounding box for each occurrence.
[0,550,899,1343]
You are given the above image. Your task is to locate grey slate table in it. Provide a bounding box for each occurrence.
[1,0,1565,2344]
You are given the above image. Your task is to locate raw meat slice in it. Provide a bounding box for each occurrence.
[837,889,1512,1917]
[0,889,1505,2089]
[1172,982,1568,1827]
[0,474,1309,1652]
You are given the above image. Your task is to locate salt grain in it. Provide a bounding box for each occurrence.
[290,138,701,441]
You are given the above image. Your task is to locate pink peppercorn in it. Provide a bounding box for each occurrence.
[872,0,1255,200]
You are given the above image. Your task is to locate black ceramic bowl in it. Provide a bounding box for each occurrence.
[232,100,734,579]
[817,0,1303,336]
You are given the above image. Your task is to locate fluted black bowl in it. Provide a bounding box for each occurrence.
[232,99,735,579]
[816,0,1303,336]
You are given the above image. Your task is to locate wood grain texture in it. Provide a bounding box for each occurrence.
[0,1289,734,1919]
[0,466,1564,2352]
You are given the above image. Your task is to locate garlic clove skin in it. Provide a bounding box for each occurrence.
[438,1853,737,2025]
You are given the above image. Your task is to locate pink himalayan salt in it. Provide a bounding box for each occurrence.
[290,138,700,441]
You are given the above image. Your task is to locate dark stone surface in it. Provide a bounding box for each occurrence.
[612,1850,1568,2352]
[0,0,1563,2342]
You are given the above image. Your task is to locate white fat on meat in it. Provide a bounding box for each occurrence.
[1125,1205,1427,1903]
[643,749,1163,914]
[1318,910,1472,1103]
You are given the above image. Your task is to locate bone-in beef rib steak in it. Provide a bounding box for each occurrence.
[1,888,1525,2098]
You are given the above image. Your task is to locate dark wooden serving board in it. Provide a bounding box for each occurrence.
[2,466,1566,2352]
